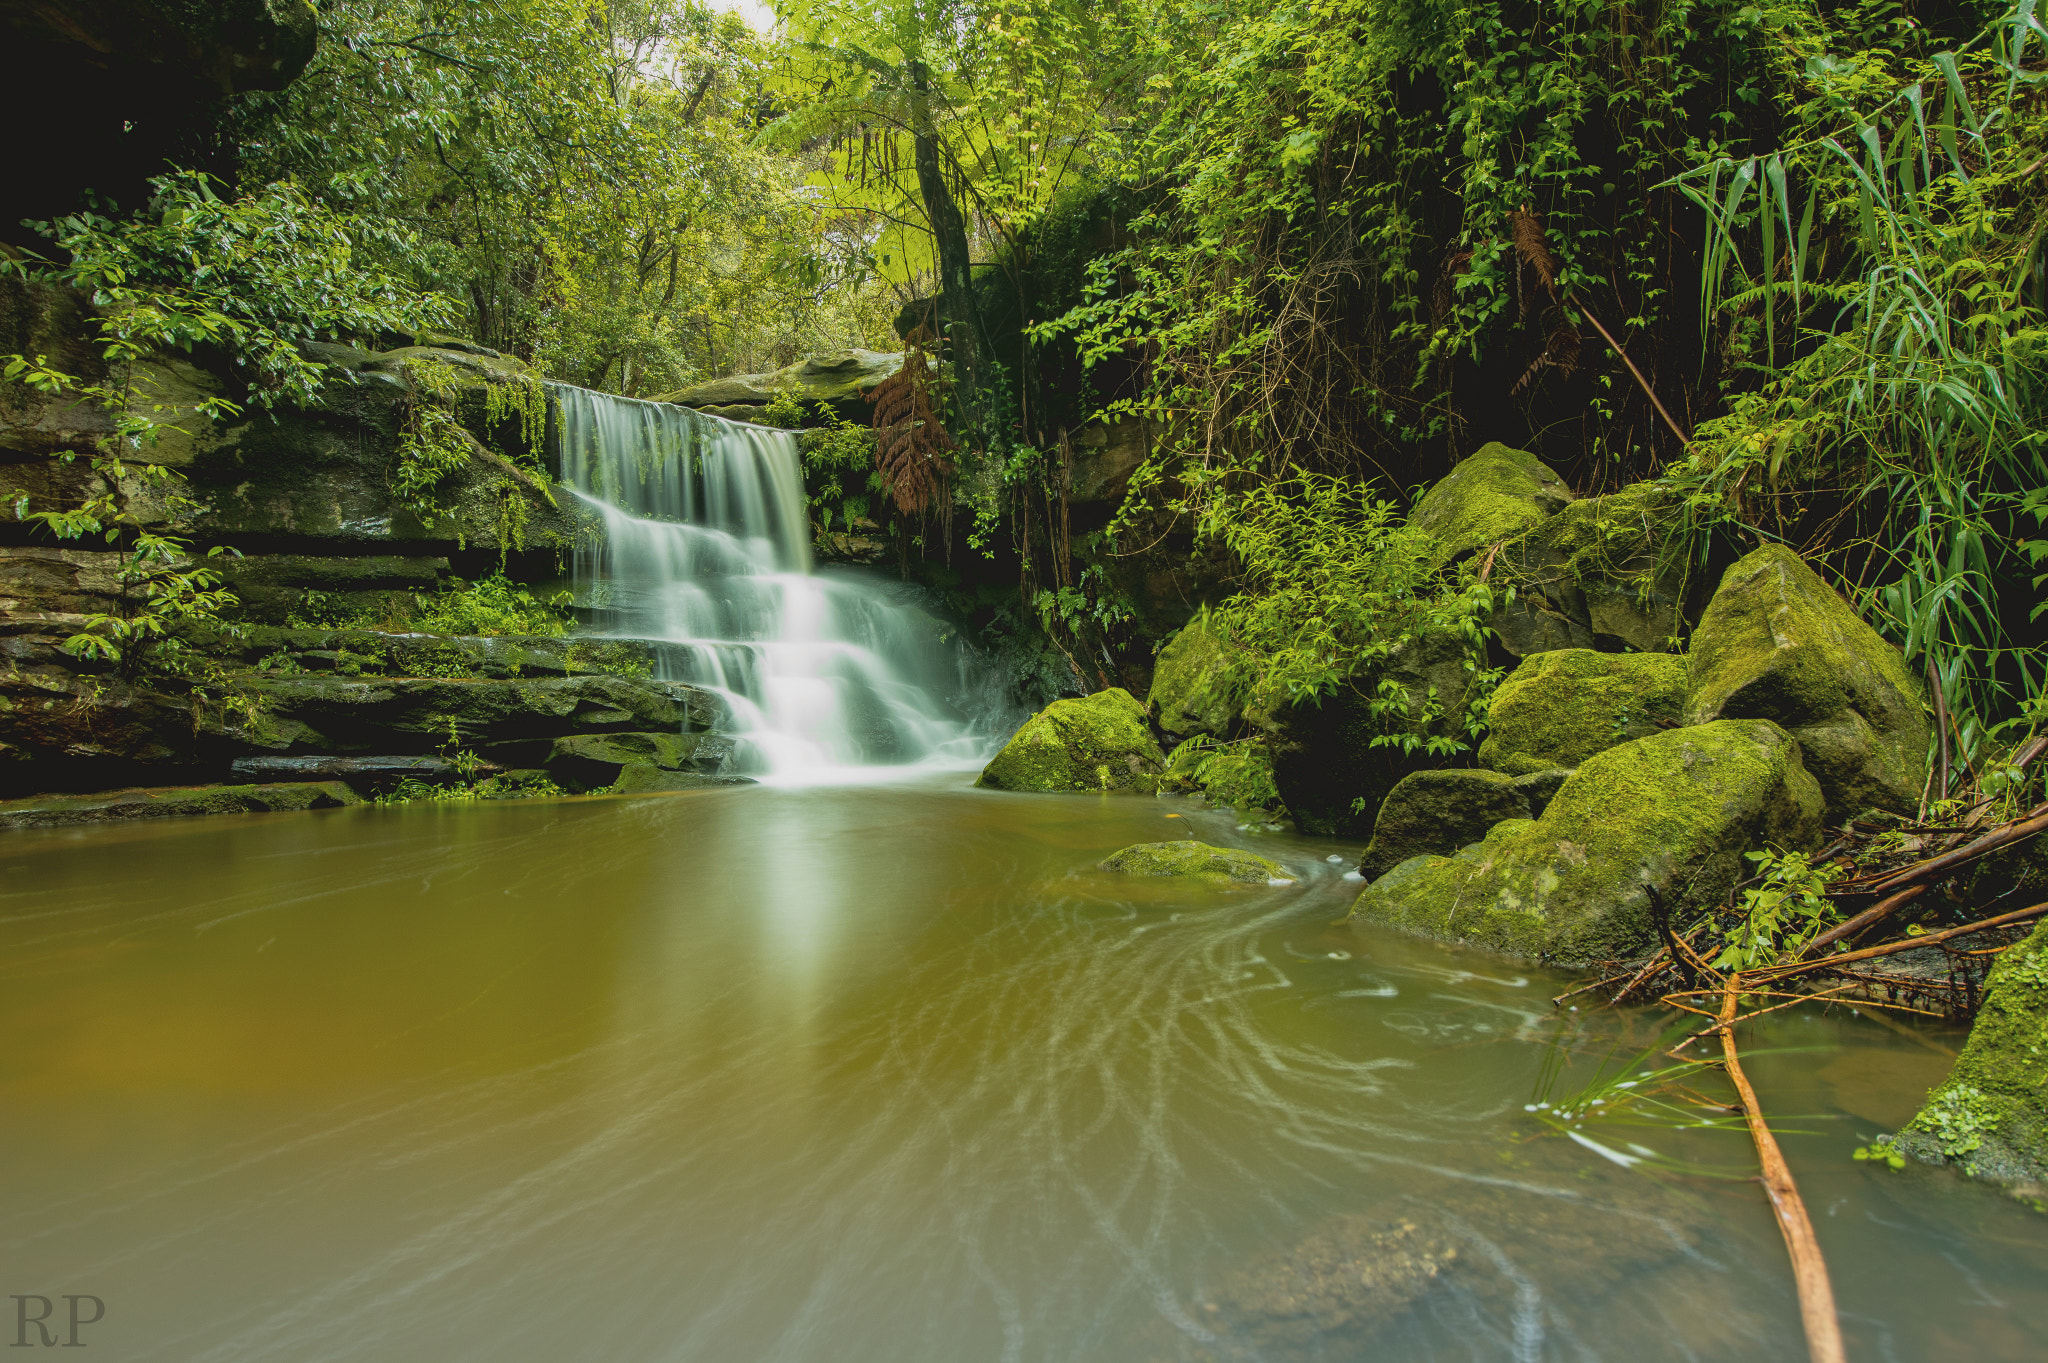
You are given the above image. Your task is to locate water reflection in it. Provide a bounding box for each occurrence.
[0,780,2044,1362]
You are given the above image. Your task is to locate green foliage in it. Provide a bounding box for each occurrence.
[1710,848,1844,970]
[1911,1082,2001,1157]
[15,170,453,409]
[796,403,886,533]
[1162,734,1283,817]
[287,576,570,638]
[1671,4,2048,763]
[1198,470,1502,717]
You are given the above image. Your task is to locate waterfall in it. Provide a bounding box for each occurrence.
[551,383,997,782]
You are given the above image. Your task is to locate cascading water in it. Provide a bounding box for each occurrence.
[551,383,1000,782]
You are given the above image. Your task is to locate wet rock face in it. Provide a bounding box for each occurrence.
[1685,544,1927,818]
[1099,840,1293,884]
[1350,719,1826,964]
[546,731,744,794]
[1479,648,1687,775]
[1892,917,2048,1199]
[977,687,1167,793]
[1356,768,1531,882]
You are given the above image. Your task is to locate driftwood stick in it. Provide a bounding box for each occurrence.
[1763,900,2048,980]
[1803,803,2048,956]
[1716,977,1847,1363]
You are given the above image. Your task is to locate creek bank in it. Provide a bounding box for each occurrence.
[0,780,358,830]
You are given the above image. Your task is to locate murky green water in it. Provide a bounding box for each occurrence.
[3,775,2044,1361]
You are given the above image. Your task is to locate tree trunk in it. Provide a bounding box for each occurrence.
[908,60,986,423]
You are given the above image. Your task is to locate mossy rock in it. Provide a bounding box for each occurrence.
[661,349,903,418]
[1148,610,1239,741]
[547,731,739,792]
[1411,442,1572,564]
[1099,840,1294,884]
[0,781,359,830]
[1489,481,1701,657]
[1889,918,2048,1201]
[977,687,1166,793]
[1349,719,1825,964]
[1478,649,1687,775]
[610,762,753,794]
[1357,768,1532,881]
[1685,544,1927,818]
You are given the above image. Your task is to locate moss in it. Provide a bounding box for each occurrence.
[1891,918,2048,1198]
[0,781,359,829]
[1478,649,1687,775]
[1099,840,1294,884]
[1686,544,1927,816]
[977,687,1167,793]
[1410,442,1572,564]
[1349,719,1825,964]
[1357,768,1530,881]
[1148,610,1240,740]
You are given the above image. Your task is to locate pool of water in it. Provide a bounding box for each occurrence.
[2,775,2043,1361]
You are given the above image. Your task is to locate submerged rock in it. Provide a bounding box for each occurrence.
[1685,544,1927,818]
[1350,719,1825,964]
[977,688,1166,793]
[1411,442,1572,563]
[1890,918,2048,1200]
[0,781,359,830]
[1357,768,1531,882]
[1478,648,1687,775]
[1099,840,1293,884]
[1147,610,1239,742]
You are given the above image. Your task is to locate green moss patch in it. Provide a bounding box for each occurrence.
[1100,840,1294,884]
[1479,649,1686,775]
[977,688,1167,793]
[1148,610,1240,740]
[1410,442,1572,564]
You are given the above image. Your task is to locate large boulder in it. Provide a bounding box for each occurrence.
[1489,481,1704,657]
[1411,442,1572,563]
[1478,649,1687,775]
[1349,719,1825,964]
[977,687,1166,793]
[1148,610,1239,742]
[1890,918,2048,1199]
[1099,840,1294,884]
[1685,544,1927,818]
[661,350,904,422]
[1356,768,1534,881]
[547,730,741,793]
[1258,630,1476,837]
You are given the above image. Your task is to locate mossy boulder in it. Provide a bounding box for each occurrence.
[1349,719,1825,964]
[1685,544,1927,818]
[547,731,740,792]
[1889,918,2048,1200]
[660,349,904,422]
[1489,481,1703,657]
[1357,768,1532,881]
[1411,442,1572,564]
[1478,649,1687,775]
[1148,610,1239,741]
[977,687,1167,793]
[1258,630,1476,837]
[1099,840,1294,884]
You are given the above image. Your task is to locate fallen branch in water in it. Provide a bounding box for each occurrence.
[1712,975,1847,1363]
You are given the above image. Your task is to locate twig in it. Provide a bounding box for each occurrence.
[1765,900,2047,979]
[1577,306,1693,447]
[1717,976,1847,1363]
[1803,802,2048,955]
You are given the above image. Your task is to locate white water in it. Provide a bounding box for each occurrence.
[551,384,998,783]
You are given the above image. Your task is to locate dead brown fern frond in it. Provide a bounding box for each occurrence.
[869,326,956,520]
[1509,206,1559,292]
